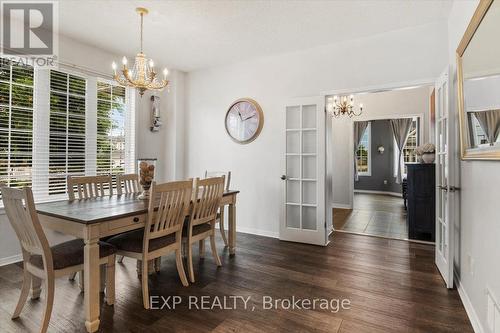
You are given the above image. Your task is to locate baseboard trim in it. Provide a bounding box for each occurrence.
[455,272,484,333]
[332,203,353,209]
[354,189,402,198]
[0,254,22,267]
[236,226,279,239]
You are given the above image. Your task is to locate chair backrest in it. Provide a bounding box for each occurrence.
[204,171,231,191]
[67,175,113,200]
[144,180,193,244]
[0,186,53,268]
[116,173,140,195]
[189,176,225,227]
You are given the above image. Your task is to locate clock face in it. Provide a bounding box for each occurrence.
[225,99,263,143]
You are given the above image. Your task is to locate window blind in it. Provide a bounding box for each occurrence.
[0,58,34,199]
[48,70,87,195]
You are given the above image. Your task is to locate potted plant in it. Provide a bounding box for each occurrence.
[415,143,436,164]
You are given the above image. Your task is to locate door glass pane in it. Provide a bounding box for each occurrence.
[286,131,300,153]
[287,155,300,179]
[286,106,300,129]
[302,206,316,230]
[286,205,300,228]
[286,180,300,204]
[302,155,316,179]
[302,181,316,205]
[302,130,316,153]
[302,105,316,128]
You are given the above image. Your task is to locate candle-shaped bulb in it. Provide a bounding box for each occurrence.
[112,62,117,71]
[149,59,154,68]
[122,56,127,65]
[350,94,354,101]
[163,68,169,78]
[333,95,338,101]
[359,103,363,110]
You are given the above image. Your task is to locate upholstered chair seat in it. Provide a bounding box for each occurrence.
[29,239,116,270]
[107,230,176,253]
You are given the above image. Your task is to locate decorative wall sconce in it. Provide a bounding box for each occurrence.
[377,145,385,154]
[150,95,162,132]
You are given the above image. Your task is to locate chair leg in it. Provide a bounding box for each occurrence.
[199,240,205,259]
[40,275,55,333]
[219,209,228,247]
[31,275,42,300]
[68,272,77,281]
[187,242,195,283]
[210,234,222,267]
[175,249,189,287]
[12,269,31,319]
[105,255,115,306]
[141,259,149,309]
[78,271,84,292]
[117,255,124,264]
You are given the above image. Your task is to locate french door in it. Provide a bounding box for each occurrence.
[435,68,456,289]
[280,97,327,246]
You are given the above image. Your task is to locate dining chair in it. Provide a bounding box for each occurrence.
[204,171,231,247]
[107,180,192,309]
[0,186,116,333]
[184,176,225,283]
[116,173,140,196]
[66,174,113,283]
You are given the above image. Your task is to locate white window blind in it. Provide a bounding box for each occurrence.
[0,59,34,199]
[48,70,87,195]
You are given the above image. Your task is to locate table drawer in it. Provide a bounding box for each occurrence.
[103,214,146,236]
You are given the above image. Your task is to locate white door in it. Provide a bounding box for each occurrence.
[435,68,456,288]
[280,97,327,246]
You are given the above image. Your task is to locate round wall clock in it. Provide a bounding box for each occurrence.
[225,98,264,144]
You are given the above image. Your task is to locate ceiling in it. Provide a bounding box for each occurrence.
[58,0,453,72]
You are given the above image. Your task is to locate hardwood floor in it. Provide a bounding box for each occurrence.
[0,232,472,332]
[335,193,408,240]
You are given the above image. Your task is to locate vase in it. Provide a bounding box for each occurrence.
[421,153,435,164]
[137,158,157,200]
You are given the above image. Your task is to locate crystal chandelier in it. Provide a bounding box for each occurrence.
[112,7,168,96]
[326,95,363,117]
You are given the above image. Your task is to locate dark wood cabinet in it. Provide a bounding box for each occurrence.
[406,163,435,242]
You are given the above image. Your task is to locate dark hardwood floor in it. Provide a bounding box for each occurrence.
[0,232,472,332]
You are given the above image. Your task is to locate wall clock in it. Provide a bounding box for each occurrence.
[225,98,264,144]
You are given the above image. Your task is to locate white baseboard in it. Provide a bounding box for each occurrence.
[236,226,279,239]
[0,254,22,267]
[455,272,484,333]
[332,203,353,209]
[354,189,402,198]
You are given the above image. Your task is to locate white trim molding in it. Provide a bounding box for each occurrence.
[236,226,279,239]
[332,203,353,209]
[354,189,402,198]
[455,272,484,333]
[0,254,22,267]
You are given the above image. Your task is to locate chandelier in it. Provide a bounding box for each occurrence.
[326,95,363,117]
[112,7,168,96]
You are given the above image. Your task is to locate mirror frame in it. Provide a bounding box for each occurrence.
[456,0,500,160]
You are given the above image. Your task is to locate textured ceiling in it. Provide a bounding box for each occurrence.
[58,0,453,72]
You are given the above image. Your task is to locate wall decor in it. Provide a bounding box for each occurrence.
[225,98,264,144]
[150,95,162,132]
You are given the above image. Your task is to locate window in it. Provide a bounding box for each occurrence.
[394,117,420,177]
[96,81,126,179]
[0,57,136,206]
[0,59,34,198]
[48,70,87,195]
[356,123,371,176]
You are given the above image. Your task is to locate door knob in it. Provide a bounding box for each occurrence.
[281,175,287,180]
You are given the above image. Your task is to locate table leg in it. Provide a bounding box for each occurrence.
[228,203,236,256]
[84,238,100,333]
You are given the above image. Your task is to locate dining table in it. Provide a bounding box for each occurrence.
[36,190,239,333]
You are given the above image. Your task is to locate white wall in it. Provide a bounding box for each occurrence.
[331,86,433,208]
[0,35,185,264]
[448,1,500,332]
[185,22,448,237]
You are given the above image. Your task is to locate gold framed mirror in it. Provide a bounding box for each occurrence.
[457,0,500,160]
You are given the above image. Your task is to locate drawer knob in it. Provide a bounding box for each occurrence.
[133,217,140,223]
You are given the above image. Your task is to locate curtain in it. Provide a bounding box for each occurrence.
[474,110,500,146]
[353,121,369,181]
[390,118,413,184]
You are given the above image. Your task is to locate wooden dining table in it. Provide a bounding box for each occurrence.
[36,190,239,333]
